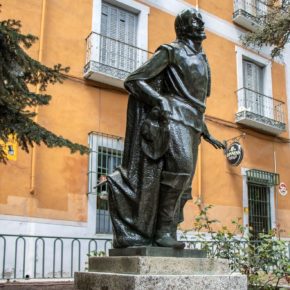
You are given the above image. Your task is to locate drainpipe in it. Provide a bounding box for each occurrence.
[196,0,199,10]
[29,0,47,194]
[274,149,278,229]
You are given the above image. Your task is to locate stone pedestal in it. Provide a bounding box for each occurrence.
[75,248,247,290]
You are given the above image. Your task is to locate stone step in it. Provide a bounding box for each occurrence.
[75,272,247,290]
[109,247,206,258]
[89,256,230,275]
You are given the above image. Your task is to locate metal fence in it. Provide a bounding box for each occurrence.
[1,234,289,280]
[236,87,285,123]
[183,238,290,272]
[0,234,111,280]
[84,32,153,80]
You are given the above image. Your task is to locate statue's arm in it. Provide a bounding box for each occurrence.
[202,122,225,149]
[124,47,171,114]
[125,80,170,114]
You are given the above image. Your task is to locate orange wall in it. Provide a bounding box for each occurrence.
[185,0,235,23]
[0,0,289,236]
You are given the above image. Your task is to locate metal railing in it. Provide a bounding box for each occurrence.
[183,238,290,272]
[0,234,111,280]
[234,0,269,23]
[236,87,285,124]
[0,234,289,280]
[84,32,153,80]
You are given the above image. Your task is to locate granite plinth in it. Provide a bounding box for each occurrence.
[75,256,247,290]
[109,246,206,258]
[89,256,230,275]
[75,272,247,290]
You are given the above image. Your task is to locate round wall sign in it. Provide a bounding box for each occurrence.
[226,142,243,166]
[279,182,287,196]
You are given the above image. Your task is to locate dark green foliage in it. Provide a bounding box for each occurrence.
[180,199,290,289]
[242,0,290,58]
[0,12,89,162]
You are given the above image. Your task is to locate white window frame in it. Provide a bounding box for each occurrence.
[241,167,276,234]
[87,133,124,236]
[92,0,150,52]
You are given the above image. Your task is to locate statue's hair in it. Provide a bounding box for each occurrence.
[174,8,198,38]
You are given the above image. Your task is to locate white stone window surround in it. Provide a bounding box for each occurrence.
[235,45,273,98]
[92,0,150,52]
[87,133,124,236]
[241,167,276,232]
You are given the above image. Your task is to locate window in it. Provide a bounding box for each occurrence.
[233,0,268,31]
[243,60,264,116]
[84,0,150,87]
[241,0,267,18]
[100,2,138,74]
[88,132,124,233]
[235,46,286,134]
[242,168,278,237]
[248,183,271,237]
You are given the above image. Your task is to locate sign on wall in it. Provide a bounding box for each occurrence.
[0,135,18,161]
[226,141,243,166]
[279,182,287,196]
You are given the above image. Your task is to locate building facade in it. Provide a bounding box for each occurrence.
[1,0,290,252]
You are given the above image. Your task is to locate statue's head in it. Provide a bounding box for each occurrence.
[175,8,206,41]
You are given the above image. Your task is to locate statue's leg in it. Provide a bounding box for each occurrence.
[171,189,193,239]
[154,122,200,248]
[154,171,191,248]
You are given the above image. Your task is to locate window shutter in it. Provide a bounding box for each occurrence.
[257,0,267,16]
[100,2,138,73]
[244,61,259,91]
[243,60,263,114]
[245,0,257,16]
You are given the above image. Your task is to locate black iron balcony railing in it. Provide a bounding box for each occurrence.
[233,0,269,29]
[84,32,152,82]
[235,88,286,133]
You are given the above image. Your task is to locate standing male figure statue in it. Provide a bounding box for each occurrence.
[107,8,224,249]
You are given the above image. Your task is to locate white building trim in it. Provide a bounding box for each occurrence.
[0,214,112,239]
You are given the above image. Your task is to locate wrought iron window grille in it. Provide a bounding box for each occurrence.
[246,169,280,186]
[88,132,124,234]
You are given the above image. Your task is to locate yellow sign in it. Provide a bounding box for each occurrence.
[0,135,18,161]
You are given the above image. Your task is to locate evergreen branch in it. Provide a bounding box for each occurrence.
[242,1,290,58]
[0,105,89,162]
[0,13,89,162]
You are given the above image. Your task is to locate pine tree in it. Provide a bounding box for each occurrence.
[0,8,89,163]
[242,0,290,58]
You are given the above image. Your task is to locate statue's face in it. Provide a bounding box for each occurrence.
[186,12,206,41]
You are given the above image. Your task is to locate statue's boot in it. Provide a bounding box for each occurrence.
[170,189,193,238]
[154,171,191,248]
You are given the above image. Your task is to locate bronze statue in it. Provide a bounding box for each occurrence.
[107,8,224,249]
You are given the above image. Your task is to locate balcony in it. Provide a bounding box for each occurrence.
[84,32,152,88]
[233,0,268,31]
[235,88,286,135]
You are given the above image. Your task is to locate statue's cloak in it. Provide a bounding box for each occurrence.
[107,48,170,248]
[107,42,210,247]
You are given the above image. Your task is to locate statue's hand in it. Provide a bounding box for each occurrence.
[157,97,170,119]
[203,134,225,150]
